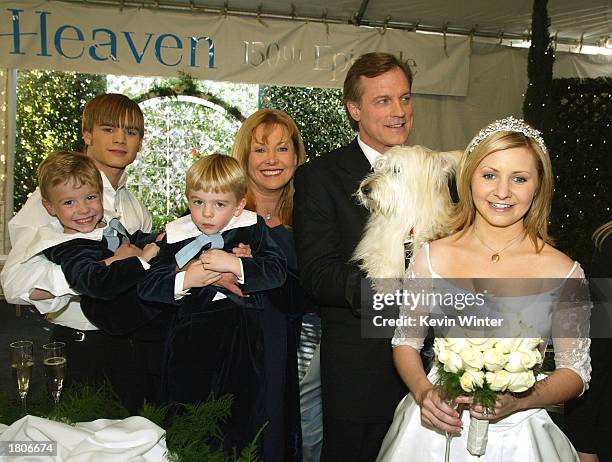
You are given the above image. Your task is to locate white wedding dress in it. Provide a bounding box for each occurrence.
[376,244,592,462]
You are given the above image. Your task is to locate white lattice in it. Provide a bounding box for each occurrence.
[127,96,242,229]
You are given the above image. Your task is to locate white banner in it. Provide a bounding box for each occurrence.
[0,1,470,96]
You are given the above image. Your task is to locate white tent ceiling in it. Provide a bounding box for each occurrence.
[62,0,611,48]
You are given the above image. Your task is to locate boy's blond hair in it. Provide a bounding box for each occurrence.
[38,151,103,201]
[186,154,246,200]
[82,93,145,138]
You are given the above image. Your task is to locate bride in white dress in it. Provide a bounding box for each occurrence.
[376,118,592,462]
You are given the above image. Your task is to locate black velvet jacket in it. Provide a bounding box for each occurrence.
[42,229,162,336]
[136,214,287,455]
[137,214,287,311]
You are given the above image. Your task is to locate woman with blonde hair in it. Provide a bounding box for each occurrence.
[377,117,592,461]
[232,108,305,226]
[232,108,322,462]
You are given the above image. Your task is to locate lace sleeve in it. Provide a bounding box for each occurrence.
[391,245,433,351]
[552,264,592,394]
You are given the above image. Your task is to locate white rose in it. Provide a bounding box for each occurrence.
[460,370,485,392]
[507,371,536,393]
[460,347,485,371]
[433,338,450,357]
[519,338,542,351]
[518,346,542,368]
[446,338,471,354]
[495,338,523,353]
[467,338,497,351]
[483,347,509,371]
[440,350,464,374]
[485,370,511,392]
[505,350,539,373]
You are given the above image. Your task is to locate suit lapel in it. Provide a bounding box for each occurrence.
[336,138,371,186]
[335,138,371,214]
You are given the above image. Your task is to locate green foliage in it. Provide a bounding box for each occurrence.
[49,382,130,423]
[0,382,127,425]
[140,400,171,428]
[165,396,233,459]
[435,364,496,409]
[231,424,267,462]
[470,383,497,410]
[0,384,263,461]
[133,73,246,122]
[435,364,463,400]
[14,70,106,211]
[0,386,53,424]
[143,396,263,462]
[259,86,354,160]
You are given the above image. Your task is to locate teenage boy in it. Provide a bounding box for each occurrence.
[1,94,153,411]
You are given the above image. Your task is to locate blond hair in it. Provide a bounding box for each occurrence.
[231,108,305,225]
[451,131,554,251]
[186,154,246,201]
[38,151,103,201]
[82,93,144,139]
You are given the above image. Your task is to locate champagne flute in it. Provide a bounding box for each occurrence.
[440,391,463,462]
[9,340,34,415]
[43,342,67,408]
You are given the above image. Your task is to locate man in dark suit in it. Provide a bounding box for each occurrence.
[293,52,414,461]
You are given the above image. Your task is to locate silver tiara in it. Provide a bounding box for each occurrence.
[467,116,548,154]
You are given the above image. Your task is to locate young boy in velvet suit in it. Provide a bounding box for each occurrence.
[1,94,158,413]
[138,154,287,453]
[23,150,162,411]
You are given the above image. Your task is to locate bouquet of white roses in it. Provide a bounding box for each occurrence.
[433,337,543,456]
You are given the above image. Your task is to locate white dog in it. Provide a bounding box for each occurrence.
[352,145,461,279]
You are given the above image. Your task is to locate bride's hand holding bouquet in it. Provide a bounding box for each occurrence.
[416,385,464,435]
[434,337,543,456]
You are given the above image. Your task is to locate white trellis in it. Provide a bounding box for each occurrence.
[128,95,243,229]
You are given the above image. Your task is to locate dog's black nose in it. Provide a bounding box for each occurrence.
[361,184,371,196]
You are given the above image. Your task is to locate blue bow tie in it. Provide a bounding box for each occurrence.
[174,233,224,269]
[103,218,129,252]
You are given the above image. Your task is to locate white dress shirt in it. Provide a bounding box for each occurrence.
[1,171,152,330]
[357,134,383,167]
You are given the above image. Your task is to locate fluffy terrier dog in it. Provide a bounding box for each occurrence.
[352,145,460,279]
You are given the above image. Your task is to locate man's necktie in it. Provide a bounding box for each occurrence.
[174,233,224,269]
[103,218,129,252]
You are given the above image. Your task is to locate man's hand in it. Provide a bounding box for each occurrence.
[141,243,160,262]
[232,243,252,258]
[103,241,143,265]
[183,260,222,290]
[213,272,245,297]
[114,241,143,259]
